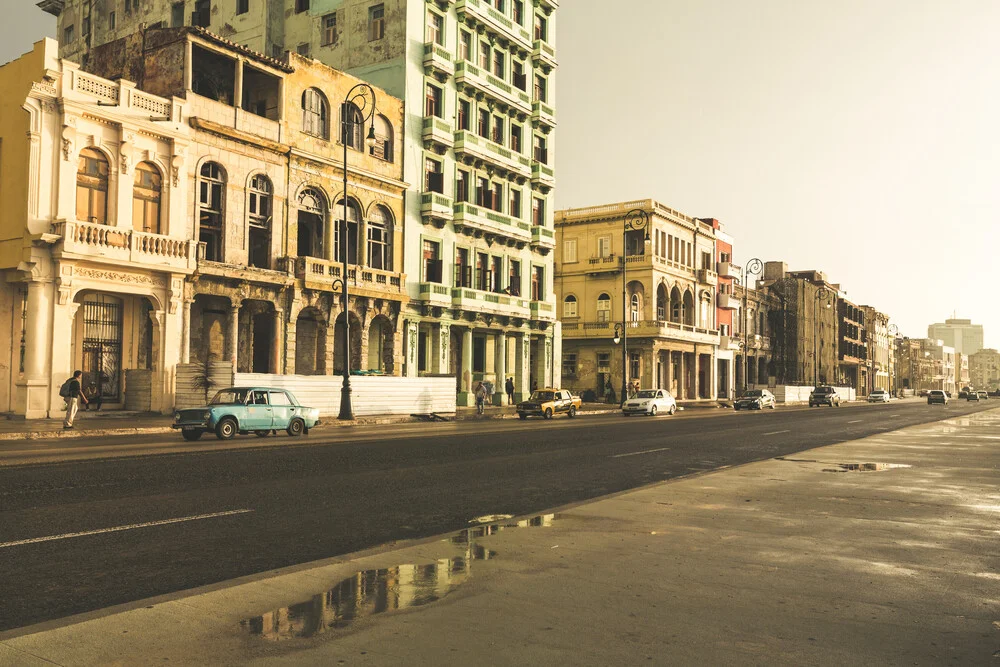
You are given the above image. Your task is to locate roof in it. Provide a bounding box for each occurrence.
[188,27,294,73]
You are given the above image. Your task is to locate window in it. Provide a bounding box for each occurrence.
[512,60,526,91]
[198,162,225,262]
[563,295,578,318]
[192,0,209,25]
[425,158,443,193]
[341,102,363,149]
[269,391,292,406]
[334,198,361,264]
[456,169,469,202]
[82,17,90,35]
[109,11,116,29]
[531,266,544,300]
[509,259,521,296]
[458,99,471,131]
[427,12,443,45]
[509,188,522,219]
[630,293,640,322]
[597,293,611,322]
[76,148,109,224]
[248,174,272,269]
[563,238,577,263]
[492,49,505,79]
[562,352,577,378]
[493,0,505,11]
[630,352,640,381]
[511,124,522,152]
[132,162,162,234]
[479,43,490,70]
[367,205,393,270]
[492,115,504,145]
[425,84,442,118]
[532,197,544,226]
[534,74,547,102]
[368,4,385,41]
[490,256,503,293]
[370,114,393,161]
[478,108,490,138]
[458,30,472,61]
[720,251,731,263]
[170,2,183,27]
[455,248,471,287]
[534,13,547,41]
[533,134,548,163]
[512,0,524,25]
[302,88,329,139]
[296,0,309,13]
[598,236,612,258]
[491,182,503,212]
[296,43,310,57]
[701,251,712,270]
[597,352,611,374]
[322,13,337,45]
[475,252,488,290]
[64,24,75,42]
[423,239,442,282]
[297,188,326,259]
[475,176,490,207]
[237,0,249,14]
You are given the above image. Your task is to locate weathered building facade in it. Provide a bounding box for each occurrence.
[732,283,781,392]
[836,299,867,391]
[969,348,1000,391]
[860,306,891,394]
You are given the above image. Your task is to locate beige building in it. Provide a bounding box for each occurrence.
[555,200,720,402]
[969,348,1000,390]
[860,306,891,393]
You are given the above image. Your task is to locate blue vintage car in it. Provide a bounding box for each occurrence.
[172,387,321,441]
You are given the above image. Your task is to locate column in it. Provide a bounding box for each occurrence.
[47,297,80,420]
[181,298,192,364]
[710,350,719,400]
[405,321,419,377]
[515,332,531,402]
[677,352,686,400]
[433,322,450,374]
[543,335,553,389]
[233,59,244,118]
[459,328,473,406]
[22,281,53,419]
[494,331,506,405]
[227,299,241,371]
[150,309,168,412]
[272,307,285,374]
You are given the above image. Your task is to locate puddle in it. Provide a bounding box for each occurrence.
[823,462,912,473]
[240,514,555,641]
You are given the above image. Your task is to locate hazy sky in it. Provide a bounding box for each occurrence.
[5,2,999,347]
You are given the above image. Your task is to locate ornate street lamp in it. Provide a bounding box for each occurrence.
[740,258,763,393]
[613,208,651,405]
[337,83,379,421]
[813,286,835,386]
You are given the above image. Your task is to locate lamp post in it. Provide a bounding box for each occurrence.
[612,208,651,406]
[337,83,379,421]
[813,286,834,386]
[740,258,763,393]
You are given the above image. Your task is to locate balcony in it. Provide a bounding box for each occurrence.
[421,192,454,226]
[697,268,718,286]
[531,100,557,130]
[749,335,772,351]
[418,281,452,308]
[536,0,558,11]
[423,42,454,80]
[454,61,532,115]
[455,0,533,49]
[717,293,738,310]
[453,201,531,246]
[719,335,742,351]
[288,256,405,295]
[531,39,558,72]
[530,300,556,321]
[531,225,555,252]
[54,220,198,272]
[454,130,532,179]
[422,116,454,151]
[427,0,456,8]
[452,287,531,318]
[587,254,619,275]
[717,261,740,279]
[531,161,556,189]
[563,320,721,346]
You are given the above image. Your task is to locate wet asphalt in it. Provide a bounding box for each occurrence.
[0,399,993,633]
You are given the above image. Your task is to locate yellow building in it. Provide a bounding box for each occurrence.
[556,200,720,402]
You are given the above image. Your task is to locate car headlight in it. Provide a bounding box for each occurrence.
[640,401,649,406]
[174,413,180,421]
[203,411,212,420]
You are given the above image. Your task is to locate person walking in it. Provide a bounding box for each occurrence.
[60,370,88,429]
[505,376,515,405]
[475,381,488,415]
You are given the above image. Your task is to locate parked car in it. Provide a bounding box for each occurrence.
[977,391,989,400]
[927,390,949,405]
[623,389,677,416]
[918,389,930,397]
[809,386,841,407]
[172,387,321,441]
[517,389,581,419]
[734,389,777,411]
[867,388,890,403]
[967,391,980,402]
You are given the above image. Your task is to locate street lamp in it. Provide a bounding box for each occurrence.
[337,83,379,421]
[740,258,763,393]
[613,208,651,405]
[813,286,835,386]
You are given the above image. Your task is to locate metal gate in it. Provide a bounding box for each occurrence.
[82,299,122,402]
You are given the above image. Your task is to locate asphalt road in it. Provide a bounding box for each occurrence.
[0,399,991,634]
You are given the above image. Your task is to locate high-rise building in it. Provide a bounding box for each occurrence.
[927,318,984,356]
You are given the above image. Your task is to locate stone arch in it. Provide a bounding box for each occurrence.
[295,306,327,375]
[366,313,394,373]
[656,283,668,321]
[669,286,682,323]
[334,310,363,373]
[682,290,695,326]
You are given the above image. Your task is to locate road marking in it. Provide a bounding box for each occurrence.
[0,509,254,549]
[610,447,670,458]
[847,419,863,424]
[763,430,790,436]
[890,414,900,417]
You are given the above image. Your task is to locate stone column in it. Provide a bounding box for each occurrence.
[515,333,531,402]
[405,320,418,377]
[494,331,506,405]
[434,322,451,375]
[22,280,54,419]
[710,350,719,400]
[272,307,285,374]
[542,335,553,389]
[150,309,168,412]
[233,59,244,119]
[459,328,473,406]
[181,298,192,364]
[677,352,686,400]
[227,299,241,371]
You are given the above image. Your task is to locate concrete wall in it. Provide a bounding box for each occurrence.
[771,385,856,404]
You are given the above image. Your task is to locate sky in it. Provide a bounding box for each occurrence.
[4,1,1000,347]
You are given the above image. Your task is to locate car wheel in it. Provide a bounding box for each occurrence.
[734,406,740,411]
[215,417,237,441]
[518,413,527,420]
[287,418,305,437]
[568,406,577,418]
[254,430,270,438]
[770,402,776,409]
[668,405,676,415]
[544,408,553,420]
[649,405,657,416]
[181,429,203,442]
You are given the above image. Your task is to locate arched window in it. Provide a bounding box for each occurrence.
[656,284,667,321]
[670,287,682,323]
[683,290,695,326]
[77,148,109,224]
[563,294,578,318]
[630,293,640,322]
[198,162,226,262]
[341,102,363,150]
[335,198,361,264]
[297,187,326,259]
[759,310,767,335]
[248,174,272,268]
[371,114,393,161]
[132,161,161,233]
[366,204,394,270]
[596,293,611,323]
[302,88,329,139]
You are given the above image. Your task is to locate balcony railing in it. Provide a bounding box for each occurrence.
[563,319,721,345]
[531,225,555,250]
[697,268,718,286]
[451,287,531,317]
[455,0,533,49]
[422,116,454,150]
[421,191,454,225]
[718,293,738,310]
[531,39,558,71]
[54,220,198,272]
[454,201,531,245]
[423,42,454,79]
[454,61,532,114]
[531,161,556,188]
[290,256,404,293]
[454,130,532,179]
[531,100,557,129]
[717,261,740,278]
[530,300,556,321]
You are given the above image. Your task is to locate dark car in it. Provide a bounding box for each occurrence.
[809,386,841,407]
[967,391,980,402]
[977,391,988,400]
[927,390,948,405]
[734,389,777,411]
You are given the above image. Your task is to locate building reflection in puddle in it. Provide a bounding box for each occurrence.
[241,514,554,641]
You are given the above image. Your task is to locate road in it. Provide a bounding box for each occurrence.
[0,399,990,633]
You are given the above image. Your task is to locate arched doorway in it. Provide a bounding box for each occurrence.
[333,311,362,374]
[682,290,695,325]
[367,315,394,373]
[670,287,682,323]
[295,307,327,375]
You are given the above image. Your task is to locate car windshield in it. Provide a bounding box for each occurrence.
[929,391,944,395]
[872,390,885,394]
[210,389,250,405]
[530,391,555,402]
[742,390,763,397]
[636,390,658,399]
[814,387,833,394]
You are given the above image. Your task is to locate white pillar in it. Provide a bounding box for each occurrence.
[494,331,506,405]
[405,320,418,377]
[434,322,451,375]
[272,307,285,374]
[181,298,192,364]
[228,300,241,371]
[515,333,531,402]
[460,328,473,406]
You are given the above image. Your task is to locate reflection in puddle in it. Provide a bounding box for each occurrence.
[824,462,912,472]
[240,514,555,641]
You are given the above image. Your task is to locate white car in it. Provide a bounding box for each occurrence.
[867,389,891,403]
[623,389,677,416]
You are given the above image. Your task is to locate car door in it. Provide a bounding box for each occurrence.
[269,391,294,429]
[244,390,273,430]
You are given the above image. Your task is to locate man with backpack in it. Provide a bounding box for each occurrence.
[59,370,88,429]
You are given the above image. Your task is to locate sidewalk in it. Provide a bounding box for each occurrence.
[2,409,996,664]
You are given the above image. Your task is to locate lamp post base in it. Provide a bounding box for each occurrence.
[338,378,355,420]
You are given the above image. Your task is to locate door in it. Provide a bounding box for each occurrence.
[244,390,273,430]
[269,391,294,429]
[81,297,122,403]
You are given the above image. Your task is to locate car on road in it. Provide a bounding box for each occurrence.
[918,389,930,397]
[517,389,581,419]
[809,386,842,408]
[622,389,677,416]
[927,390,949,405]
[172,387,321,441]
[967,391,980,402]
[977,391,989,400]
[867,388,891,403]
[734,389,777,411]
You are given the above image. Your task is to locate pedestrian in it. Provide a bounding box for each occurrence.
[531,378,538,392]
[83,383,102,411]
[59,370,88,429]
[475,381,488,415]
[505,376,515,405]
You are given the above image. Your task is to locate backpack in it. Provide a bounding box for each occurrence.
[59,378,74,398]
